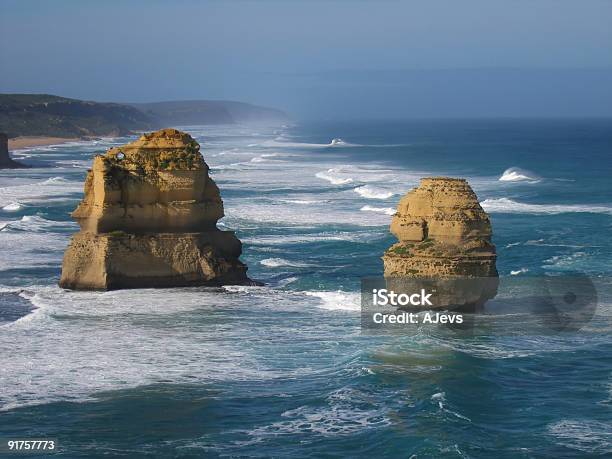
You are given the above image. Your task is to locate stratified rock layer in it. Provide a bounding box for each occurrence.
[383,177,498,309]
[60,128,250,290]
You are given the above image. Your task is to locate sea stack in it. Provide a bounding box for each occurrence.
[0,133,27,169]
[60,128,251,290]
[383,177,498,309]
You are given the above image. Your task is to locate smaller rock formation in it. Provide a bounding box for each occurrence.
[383,177,498,310]
[0,133,27,169]
[60,128,252,290]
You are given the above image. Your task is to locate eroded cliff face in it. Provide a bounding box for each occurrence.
[0,133,26,169]
[60,128,250,290]
[383,177,498,309]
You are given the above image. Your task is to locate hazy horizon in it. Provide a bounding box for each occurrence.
[2,0,612,119]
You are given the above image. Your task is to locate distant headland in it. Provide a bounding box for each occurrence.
[0,93,289,145]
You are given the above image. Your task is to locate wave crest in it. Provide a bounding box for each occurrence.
[315,169,353,185]
[481,198,612,215]
[353,185,394,200]
[2,203,22,212]
[260,258,313,268]
[360,205,395,215]
[499,167,540,182]
[304,291,360,311]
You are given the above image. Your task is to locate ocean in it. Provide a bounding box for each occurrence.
[0,119,611,458]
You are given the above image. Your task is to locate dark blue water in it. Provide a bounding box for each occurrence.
[0,119,611,458]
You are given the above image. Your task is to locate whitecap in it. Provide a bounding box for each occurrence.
[0,176,83,207]
[315,169,353,185]
[543,252,586,268]
[481,198,612,215]
[1,215,76,233]
[360,205,395,215]
[510,268,529,275]
[499,167,540,182]
[303,291,360,311]
[353,185,394,200]
[2,203,22,212]
[260,258,313,268]
[279,199,327,205]
[262,138,356,148]
[242,231,385,246]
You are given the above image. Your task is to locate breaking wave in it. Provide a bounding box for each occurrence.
[279,199,328,205]
[0,176,83,207]
[499,167,540,182]
[315,169,353,185]
[303,291,360,311]
[260,258,314,268]
[353,185,394,200]
[360,205,395,215]
[2,203,22,212]
[261,138,356,149]
[0,215,76,233]
[481,198,612,215]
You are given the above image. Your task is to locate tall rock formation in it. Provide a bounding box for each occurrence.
[60,128,251,290]
[0,133,27,169]
[383,177,498,309]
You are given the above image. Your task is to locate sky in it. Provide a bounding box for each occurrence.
[1,0,612,119]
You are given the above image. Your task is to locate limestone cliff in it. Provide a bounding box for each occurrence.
[60,128,251,290]
[0,133,27,169]
[383,177,498,309]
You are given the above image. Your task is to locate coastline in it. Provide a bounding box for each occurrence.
[8,136,79,150]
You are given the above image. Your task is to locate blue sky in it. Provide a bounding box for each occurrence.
[1,0,612,118]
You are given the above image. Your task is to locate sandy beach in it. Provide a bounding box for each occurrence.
[8,136,78,150]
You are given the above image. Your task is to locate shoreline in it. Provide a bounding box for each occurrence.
[8,136,80,150]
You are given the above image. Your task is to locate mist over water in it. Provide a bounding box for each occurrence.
[1,119,611,457]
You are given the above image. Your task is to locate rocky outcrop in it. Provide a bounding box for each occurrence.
[383,177,498,309]
[60,128,251,290]
[0,133,27,168]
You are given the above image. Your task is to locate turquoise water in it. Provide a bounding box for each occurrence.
[0,120,611,457]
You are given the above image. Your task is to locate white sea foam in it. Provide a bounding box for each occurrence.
[510,268,529,275]
[1,215,76,233]
[481,198,612,215]
[224,200,391,226]
[304,291,360,311]
[280,199,328,205]
[0,176,83,207]
[0,231,70,270]
[2,203,22,212]
[499,167,540,182]
[315,169,353,185]
[247,387,391,437]
[353,185,394,200]
[242,231,386,246]
[543,252,586,269]
[548,420,612,454]
[0,285,300,410]
[260,258,313,268]
[261,138,356,149]
[360,205,395,215]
